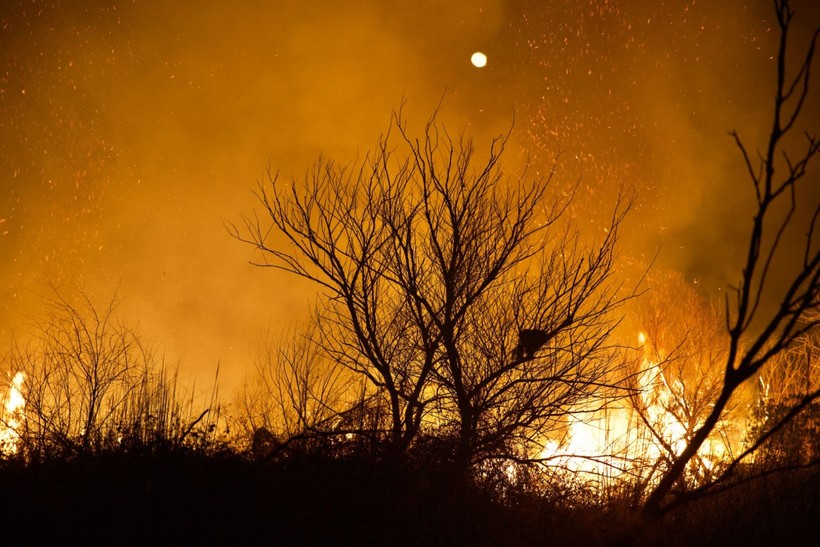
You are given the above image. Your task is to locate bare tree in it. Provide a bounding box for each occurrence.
[624,272,746,493]
[234,321,361,455]
[14,288,146,456]
[642,0,820,515]
[4,286,222,461]
[439,212,631,468]
[232,108,632,469]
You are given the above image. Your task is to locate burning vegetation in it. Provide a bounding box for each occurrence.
[1,0,819,544]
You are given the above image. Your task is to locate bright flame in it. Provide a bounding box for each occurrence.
[539,405,637,479]
[470,51,487,68]
[0,371,25,455]
[539,332,736,487]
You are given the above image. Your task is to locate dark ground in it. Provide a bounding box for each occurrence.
[1,450,818,546]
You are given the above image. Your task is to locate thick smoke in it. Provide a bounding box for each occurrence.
[1,0,817,391]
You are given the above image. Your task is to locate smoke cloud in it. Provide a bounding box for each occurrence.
[1,0,817,392]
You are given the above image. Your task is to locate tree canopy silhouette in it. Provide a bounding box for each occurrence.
[232,109,632,468]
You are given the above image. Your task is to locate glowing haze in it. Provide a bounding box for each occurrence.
[1,0,817,393]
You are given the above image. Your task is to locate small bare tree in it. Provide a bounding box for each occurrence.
[15,289,146,456]
[5,286,221,461]
[625,272,745,493]
[642,0,820,515]
[232,108,632,469]
[234,322,360,454]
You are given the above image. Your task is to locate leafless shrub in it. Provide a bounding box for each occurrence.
[1,286,222,462]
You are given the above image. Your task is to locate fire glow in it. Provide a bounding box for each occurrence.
[0,372,25,456]
[538,332,738,485]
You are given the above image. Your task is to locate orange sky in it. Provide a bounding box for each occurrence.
[1,0,818,395]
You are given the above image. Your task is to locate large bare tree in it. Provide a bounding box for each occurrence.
[233,109,632,468]
[642,0,820,515]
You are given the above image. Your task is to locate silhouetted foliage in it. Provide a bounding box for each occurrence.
[0,286,224,463]
[231,106,633,470]
[642,0,820,516]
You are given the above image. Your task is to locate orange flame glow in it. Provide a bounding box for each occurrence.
[539,332,737,487]
[0,372,25,456]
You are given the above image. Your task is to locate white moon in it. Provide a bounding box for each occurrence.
[470,51,487,68]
